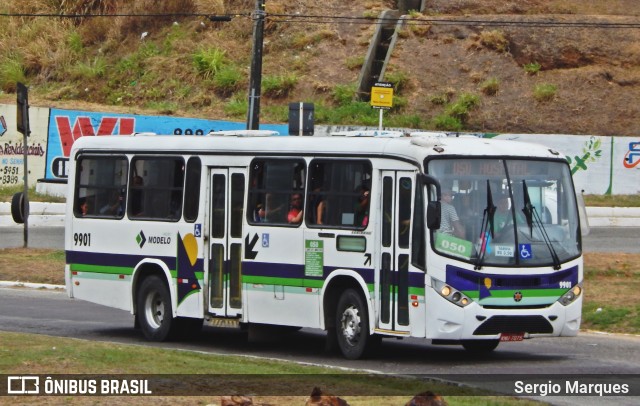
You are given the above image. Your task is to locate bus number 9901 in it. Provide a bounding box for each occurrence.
[74,233,91,247]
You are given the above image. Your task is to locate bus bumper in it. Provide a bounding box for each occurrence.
[425,287,583,341]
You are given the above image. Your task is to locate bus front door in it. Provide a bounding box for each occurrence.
[377,171,413,334]
[207,168,245,318]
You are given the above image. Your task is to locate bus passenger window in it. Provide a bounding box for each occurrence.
[183,157,202,222]
[306,160,372,229]
[247,159,306,226]
[74,156,128,219]
[128,157,185,221]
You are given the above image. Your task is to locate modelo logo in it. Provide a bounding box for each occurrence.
[148,235,171,245]
[136,231,171,248]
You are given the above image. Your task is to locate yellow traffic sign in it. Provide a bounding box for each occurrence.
[370,82,394,109]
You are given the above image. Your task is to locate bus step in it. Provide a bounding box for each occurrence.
[204,317,241,329]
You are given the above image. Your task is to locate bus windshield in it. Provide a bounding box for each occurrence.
[428,158,581,267]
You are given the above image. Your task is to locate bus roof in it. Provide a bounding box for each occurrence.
[70,133,565,162]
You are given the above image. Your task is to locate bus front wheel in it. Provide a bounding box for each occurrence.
[137,275,176,341]
[335,289,374,360]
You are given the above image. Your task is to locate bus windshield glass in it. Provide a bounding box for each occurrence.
[427,158,581,267]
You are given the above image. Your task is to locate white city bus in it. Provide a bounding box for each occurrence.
[65,132,584,359]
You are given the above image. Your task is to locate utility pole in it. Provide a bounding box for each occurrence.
[16,82,30,248]
[247,0,265,130]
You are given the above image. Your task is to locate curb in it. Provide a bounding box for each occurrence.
[0,281,65,290]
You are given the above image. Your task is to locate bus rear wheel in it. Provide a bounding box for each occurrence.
[335,289,374,360]
[137,275,176,341]
[461,339,500,353]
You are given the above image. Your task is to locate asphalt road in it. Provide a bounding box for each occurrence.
[2,226,639,253]
[0,287,639,405]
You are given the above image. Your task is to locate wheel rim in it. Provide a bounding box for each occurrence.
[340,305,361,347]
[144,291,164,329]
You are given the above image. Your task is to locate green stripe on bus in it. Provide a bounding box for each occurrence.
[463,288,566,299]
[243,275,304,286]
[70,263,133,275]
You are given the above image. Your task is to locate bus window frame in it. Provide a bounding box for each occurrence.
[305,158,373,230]
[247,157,307,227]
[73,154,129,220]
[128,155,186,222]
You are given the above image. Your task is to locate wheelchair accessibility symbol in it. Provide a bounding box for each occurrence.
[519,244,532,260]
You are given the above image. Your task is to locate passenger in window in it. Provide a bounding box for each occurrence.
[355,186,370,227]
[316,198,327,225]
[100,190,123,216]
[308,187,327,225]
[253,202,266,222]
[79,198,91,217]
[287,193,303,224]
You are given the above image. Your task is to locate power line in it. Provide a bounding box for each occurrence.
[2,11,640,29]
[0,12,248,19]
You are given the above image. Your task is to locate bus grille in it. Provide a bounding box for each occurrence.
[473,316,553,335]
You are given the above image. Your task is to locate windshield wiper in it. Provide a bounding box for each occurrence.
[522,180,561,270]
[474,181,496,270]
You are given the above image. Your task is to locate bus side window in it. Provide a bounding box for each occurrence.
[183,157,202,222]
[129,157,185,221]
[247,159,306,226]
[74,156,128,219]
[306,160,372,229]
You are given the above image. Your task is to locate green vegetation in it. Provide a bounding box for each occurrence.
[533,83,557,102]
[345,56,364,70]
[192,47,227,80]
[581,194,640,207]
[212,65,243,96]
[385,70,410,93]
[0,331,540,405]
[262,73,299,98]
[479,77,500,96]
[523,62,542,75]
[478,30,509,53]
[0,56,26,92]
[0,186,65,203]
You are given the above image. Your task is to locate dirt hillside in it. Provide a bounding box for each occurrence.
[0,0,639,136]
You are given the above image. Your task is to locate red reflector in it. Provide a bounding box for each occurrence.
[306,288,313,292]
[72,271,78,275]
[119,275,125,279]
[410,295,418,300]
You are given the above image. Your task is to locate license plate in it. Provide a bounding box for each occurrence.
[500,333,524,342]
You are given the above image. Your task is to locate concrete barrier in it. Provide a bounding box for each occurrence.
[585,207,640,227]
[0,202,66,227]
[1,202,639,227]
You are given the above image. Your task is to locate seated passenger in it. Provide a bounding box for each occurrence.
[287,193,303,224]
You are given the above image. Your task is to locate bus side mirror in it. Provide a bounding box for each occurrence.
[427,201,441,230]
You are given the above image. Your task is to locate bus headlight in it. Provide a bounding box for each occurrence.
[558,283,583,306]
[432,278,472,307]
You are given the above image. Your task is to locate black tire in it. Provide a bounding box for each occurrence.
[136,275,177,341]
[335,288,373,360]
[461,339,500,354]
[11,192,28,224]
